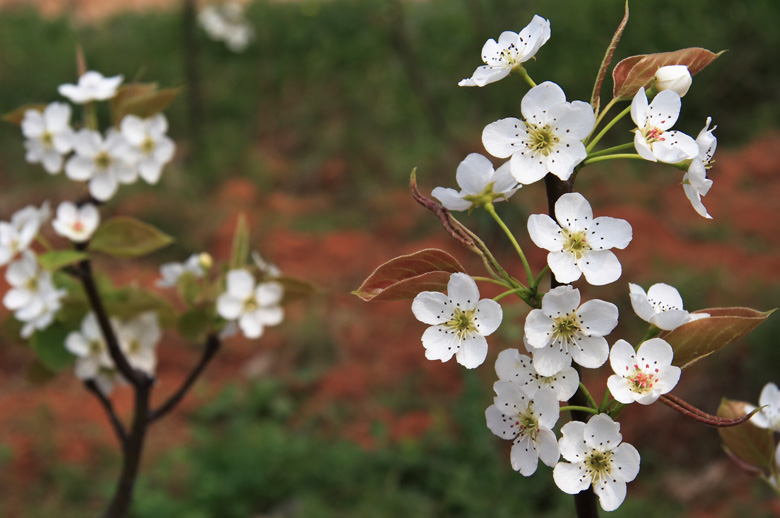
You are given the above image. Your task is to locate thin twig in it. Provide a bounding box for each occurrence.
[659,394,759,427]
[84,380,128,448]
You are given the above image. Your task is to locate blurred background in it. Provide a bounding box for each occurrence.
[0,0,778,516]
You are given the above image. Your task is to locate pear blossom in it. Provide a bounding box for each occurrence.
[628,282,709,331]
[486,384,560,476]
[607,338,681,405]
[120,114,176,184]
[65,129,137,201]
[411,272,502,369]
[495,346,579,401]
[118,312,161,376]
[482,82,595,185]
[217,269,284,339]
[198,2,254,52]
[524,285,618,376]
[682,117,717,218]
[157,253,206,288]
[3,252,65,338]
[527,192,632,285]
[252,251,281,278]
[553,414,640,512]
[654,65,692,97]
[745,382,780,431]
[431,153,520,211]
[0,202,50,266]
[58,71,123,104]
[65,312,118,394]
[21,103,74,173]
[52,202,100,243]
[459,15,550,87]
[631,87,698,163]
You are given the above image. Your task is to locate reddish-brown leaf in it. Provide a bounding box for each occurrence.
[612,47,725,99]
[353,249,465,302]
[717,398,775,471]
[2,103,48,125]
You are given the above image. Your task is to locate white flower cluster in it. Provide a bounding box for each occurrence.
[65,312,161,395]
[21,71,176,202]
[198,2,254,52]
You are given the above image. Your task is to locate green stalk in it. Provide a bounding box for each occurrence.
[585,104,632,153]
[512,65,537,88]
[484,202,534,287]
[586,142,635,159]
[582,153,644,166]
[560,405,598,415]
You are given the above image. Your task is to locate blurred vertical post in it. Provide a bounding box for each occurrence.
[182,0,204,156]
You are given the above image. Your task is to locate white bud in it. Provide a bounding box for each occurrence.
[654,65,692,97]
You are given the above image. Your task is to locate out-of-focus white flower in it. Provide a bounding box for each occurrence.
[217,269,284,339]
[58,71,123,104]
[431,153,520,211]
[527,192,632,286]
[486,384,559,476]
[628,282,709,331]
[607,338,681,405]
[631,88,698,163]
[21,103,74,174]
[157,253,206,288]
[120,114,176,184]
[483,82,595,185]
[52,202,100,243]
[553,414,640,512]
[654,65,692,97]
[199,3,254,52]
[3,251,65,338]
[411,272,502,369]
[459,15,550,87]
[524,285,618,376]
[745,382,780,431]
[0,202,50,266]
[494,346,579,401]
[118,312,161,376]
[65,129,137,201]
[683,117,717,219]
[252,251,281,278]
[65,312,118,394]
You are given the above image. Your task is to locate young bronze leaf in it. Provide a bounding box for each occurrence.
[89,217,173,258]
[662,307,775,368]
[110,83,158,124]
[353,248,465,302]
[612,47,725,99]
[115,88,181,121]
[274,276,317,304]
[591,1,629,112]
[3,103,48,125]
[717,398,775,471]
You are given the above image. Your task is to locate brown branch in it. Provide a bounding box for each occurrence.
[590,2,629,113]
[660,394,759,427]
[84,380,128,448]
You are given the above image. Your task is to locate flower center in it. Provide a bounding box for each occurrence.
[141,136,156,154]
[88,339,103,355]
[498,43,518,66]
[644,126,666,144]
[526,123,559,155]
[72,220,84,232]
[41,131,54,147]
[584,450,614,482]
[128,339,141,354]
[244,298,258,312]
[95,151,113,169]
[518,407,539,439]
[551,313,581,344]
[447,308,477,339]
[25,277,39,292]
[562,229,590,259]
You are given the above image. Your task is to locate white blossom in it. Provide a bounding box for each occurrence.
[198,3,254,52]
[3,252,64,338]
[631,87,698,163]
[553,414,640,512]
[654,65,692,97]
[411,272,502,369]
[483,82,595,184]
[494,346,579,401]
[65,312,118,394]
[65,129,137,201]
[120,114,176,184]
[118,312,161,376]
[745,382,780,431]
[52,202,100,243]
[527,192,632,286]
[682,117,717,219]
[0,202,50,266]
[431,154,520,211]
[217,269,284,339]
[58,71,123,104]
[157,253,206,288]
[252,251,281,278]
[607,338,681,405]
[628,282,709,331]
[486,384,560,476]
[524,285,618,376]
[21,103,74,174]
[459,15,550,87]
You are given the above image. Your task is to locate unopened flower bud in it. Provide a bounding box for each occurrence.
[654,65,692,97]
[198,252,213,270]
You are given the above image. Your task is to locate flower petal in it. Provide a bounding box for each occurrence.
[576,299,619,336]
[578,249,622,286]
[447,272,480,310]
[421,325,460,363]
[482,118,525,159]
[412,291,453,326]
[456,333,488,368]
[456,153,494,194]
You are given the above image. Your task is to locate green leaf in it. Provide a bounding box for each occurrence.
[717,398,775,471]
[30,323,75,372]
[102,287,178,328]
[612,47,725,100]
[37,250,88,272]
[177,271,202,306]
[663,307,775,368]
[229,214,250,270]
[352,248,465,302]
[3,103,48,125]
[89,217,173,258]
[178,306,214,344]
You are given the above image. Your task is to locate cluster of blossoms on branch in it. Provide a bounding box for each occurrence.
[358,9,773,514]
[198,1,254,52]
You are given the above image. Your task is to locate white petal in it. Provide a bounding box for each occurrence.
[531,342,571,376]
[256,282,283,305]
[482,118,525,159]
[760,383,780,409]
[571,335,609,369]
[546,138,586,181]
[593,478,627,512]
[216,294,243,320]
[541,285,580,317]
[44,102,71,132]
[558,420,588,461]
[576,299,619,336]
[607,374,635,404]
[431,187,471,211]
[612,442,641,482]
[21,110,44,138]
[647,90,681,130]
[630,88,648,127]
[89,171,119,201]
[554,193,593,232]
[609,339,636,375]
[65,156,95,181]
[628,283,655,322]
[226,269,255,299]
[412,291,452,326]
[494,348,534,381]
[521,82,566,121]
[455,333,488,369]
[473,298,502,336]
[485,404,517,440]
[510,435,540,476]
[239,313,264,338]
[587,217,632,250]
[523,309,553,349]
[509,152,549,185]
[583,414,621,450]
[547,252,582,284]
[533,387,561,429]
[120,115,147,145]
[553,462,591,494]
[634,132,657,162]
[421,325,459,363]
[456,153,494,194]
[468,66,511,87]
[578,249,622,286]
[536,427,560,467]
[446,272,479,310]
[653,130,699,163]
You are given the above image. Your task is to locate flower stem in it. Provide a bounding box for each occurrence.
[599,388,612,413]
[585,104,632,153]
[484,202,534,288]
[472,276,512,287]
[493,287,532,302]
[589,97,619,140]
[532,265,549,290]
[586,142,634,159]
[638,325,661,347]
[35,234,54,252]
[579,382,599,410]
[512,65,536,87]
[560,405,599,415]
[582,153,644,166]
